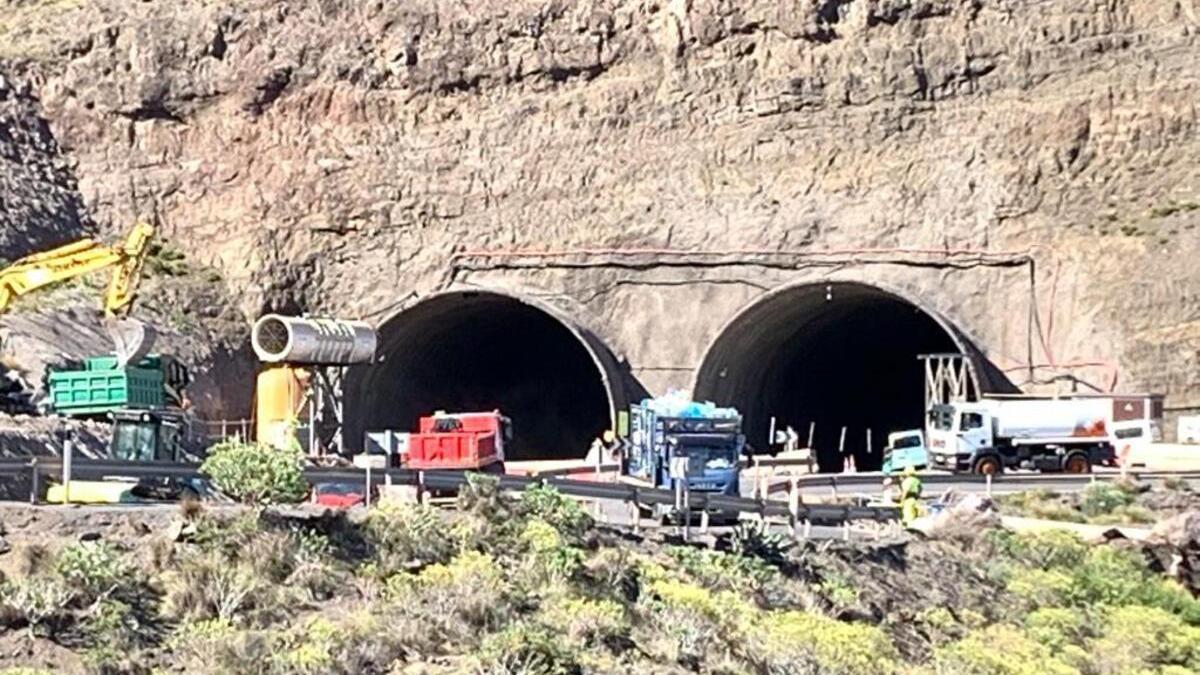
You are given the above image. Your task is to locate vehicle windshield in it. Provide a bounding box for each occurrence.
[685,445,738,471]
[928,406,954,431]
[892,434,922,449]
[112,421,156,462]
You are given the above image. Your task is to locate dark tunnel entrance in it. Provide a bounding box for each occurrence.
[344,291,615,461]
[694,282,969,472]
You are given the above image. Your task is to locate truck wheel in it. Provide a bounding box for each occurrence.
[1063,453,1091,474]
[973,456,1002,475]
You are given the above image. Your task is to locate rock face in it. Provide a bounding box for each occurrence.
[0,72,92,260]
[1,0,1199,433]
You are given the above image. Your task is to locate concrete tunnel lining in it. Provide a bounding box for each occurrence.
[693,281,1013,471]
[343,289,630,461]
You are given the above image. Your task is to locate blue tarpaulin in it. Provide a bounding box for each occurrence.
[640,389,739,419]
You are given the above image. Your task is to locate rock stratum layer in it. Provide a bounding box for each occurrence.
[1,0,1199,436]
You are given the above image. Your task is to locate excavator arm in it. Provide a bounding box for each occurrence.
[0,222,157,364]
[102,221,155,317]
[0,239,123,313]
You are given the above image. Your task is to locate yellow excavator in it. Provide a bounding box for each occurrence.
[0,222,156,364]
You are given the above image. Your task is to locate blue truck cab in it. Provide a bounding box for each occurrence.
[880,429,928,474]
[623,402,744,509]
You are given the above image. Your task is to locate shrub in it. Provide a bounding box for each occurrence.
[477,622,580,675]
[1069,545,1149,606]
[80,598,148,670]
[816,572,859,611]
[200,440,307,504]
[1000,489,1085,522]
[1000,536,1200,621]
[362,501,453,574]
[457,473,516,523]
[668,546,775,593]
[540,597,628,646]
[729,521,792,566]
[55,541,131,603]
[915,607,964,646]
[519,520,583,584]
[1080,483,1134,518]
[1006,568,1073,609]
[167,618,238,666]
[1024,607,1086,650]
[1089,503,1156,525]
[164,551,273,622]
[992,530,1089,569]
[1090,605,1200,673]
[638,577,753,668]
[273,616,338,674]
[387,550,512,643]
[520,483,592,540]
[0,577,73,636]
[935,624,1079,675]
[751,610,898,675]
[192,510,263,554]
[583,548,640,603]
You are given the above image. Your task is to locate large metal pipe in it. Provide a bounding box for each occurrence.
[252,314,377,365]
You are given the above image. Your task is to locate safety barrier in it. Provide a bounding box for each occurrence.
[760,468,1200,496]
[0,457,900,526]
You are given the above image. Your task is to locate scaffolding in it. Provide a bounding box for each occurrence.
[918,353,979,409]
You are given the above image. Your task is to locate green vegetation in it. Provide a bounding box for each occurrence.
[199,440,308,504]
[0,479,1196,674]
[998,481,1162,525]
[144,241,190,277]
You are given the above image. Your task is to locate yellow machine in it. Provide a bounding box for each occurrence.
[255,365,310,449]
[0,222,156,363]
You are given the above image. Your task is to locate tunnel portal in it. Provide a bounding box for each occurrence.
[344,291,613,461]
[694,282,965,472]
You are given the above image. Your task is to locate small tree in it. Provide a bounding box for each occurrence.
[200,440,307,504]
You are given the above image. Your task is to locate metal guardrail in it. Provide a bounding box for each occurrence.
[0,458,899,526]
[761,469,1200,495]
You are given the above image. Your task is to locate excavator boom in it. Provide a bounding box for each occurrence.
[0,239,122,312]
[103,221,154,317]
[0,222,157,364]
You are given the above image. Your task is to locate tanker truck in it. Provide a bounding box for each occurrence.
[926,394,1162,474]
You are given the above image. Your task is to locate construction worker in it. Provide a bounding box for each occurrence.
[587,430,621,468]
[899,465,923,527]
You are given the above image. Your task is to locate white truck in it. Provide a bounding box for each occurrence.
[926,394,1162,474]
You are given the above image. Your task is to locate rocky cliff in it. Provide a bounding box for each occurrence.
[1,0,1198,432]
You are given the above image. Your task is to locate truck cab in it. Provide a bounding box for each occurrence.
[49,408,202,504]
[624,404,744,502]
[881,429,927,474]
[109,408,189,462]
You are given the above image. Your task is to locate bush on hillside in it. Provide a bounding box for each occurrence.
[520,483,592,541]
[1089,605,1200,673]
[0,576,73,636]
[55,541,131,603]
[200,440,307,504]
[362,501,453,574]
[750,610,899,675]
[935,624,1079,675]
[1080,483,1135,518]
[477,622,580,675]
[667,545,776,594]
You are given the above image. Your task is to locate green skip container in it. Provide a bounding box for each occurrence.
[48,356,167,416]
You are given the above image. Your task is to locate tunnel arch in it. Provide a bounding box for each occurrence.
[343,289,630,461]
[693,280,1013,471]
